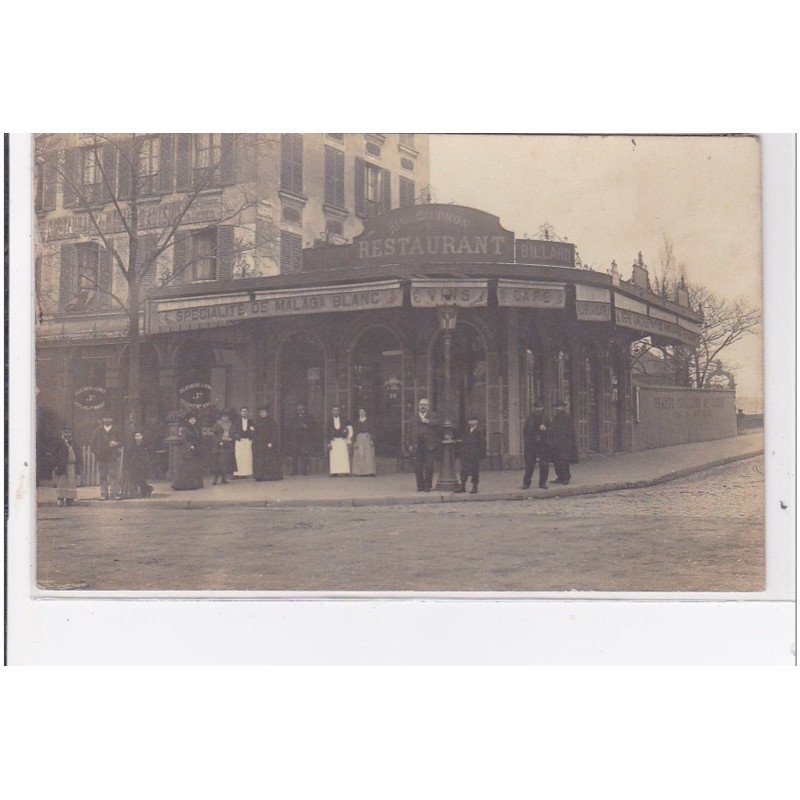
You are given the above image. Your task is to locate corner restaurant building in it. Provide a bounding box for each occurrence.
[145,204,703,467]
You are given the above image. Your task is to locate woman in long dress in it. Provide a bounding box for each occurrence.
[53,428,78,506]
[351,408,377,477]
[253,406,282,481]
[327,405,353,477]
[171,414,204,490]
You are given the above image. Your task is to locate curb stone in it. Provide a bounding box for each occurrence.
[37,448,764,510]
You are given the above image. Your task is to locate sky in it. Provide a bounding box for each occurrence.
[428,134,763,401]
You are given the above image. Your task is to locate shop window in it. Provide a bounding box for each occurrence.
[555,350,573,407]
[281,133,304,195]
[279,334,325,438]
[280,231,303,273]
[523,345,545,410]
[399,176,415,208]
[432,324,487,431]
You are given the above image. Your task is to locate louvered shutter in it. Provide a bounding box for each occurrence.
[175,134,193,192]
[63,149,78,208]
[355,158,366,217]
[219,134,235,186]
[118,139,133,200]
[381,168,391,213]
[216,225,234,281]
[400,176,415,207]
[101,143,117,202]
[97,243,113,308]
[42,155,57,210]
[324,146,335,206]
[172,233,188,284]
[281,134,303,194]
[139,235,160,289]
[59,243,76,310]
[159,134,173,194]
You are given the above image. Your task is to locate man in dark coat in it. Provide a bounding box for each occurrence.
[89,413,122,500]
[405,398,441,492]
[455,414,486,494]
[549,400,578,484]
[287,404,315,476]
[521,402,550,489]
[127,431,154,498]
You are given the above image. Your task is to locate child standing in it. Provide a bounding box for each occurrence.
[455,415,486,494]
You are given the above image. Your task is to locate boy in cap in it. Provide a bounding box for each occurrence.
[89,413,121,500]
[455,414,485,494]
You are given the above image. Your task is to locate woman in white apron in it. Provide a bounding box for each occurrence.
[327,406,353,477]
[234,406,255,477]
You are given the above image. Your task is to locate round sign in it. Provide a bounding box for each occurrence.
[74,385,106,411]
[178,382,212,409]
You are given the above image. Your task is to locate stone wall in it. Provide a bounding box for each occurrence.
[632,386,736,451]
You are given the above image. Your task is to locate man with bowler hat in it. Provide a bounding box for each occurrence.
[549,400,578,485]
[405,398,441,492]
[521,402,550,490]
[89,412,121,500]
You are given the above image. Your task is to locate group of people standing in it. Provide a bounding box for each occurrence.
[171,406,283,491]
[325,406,377,477]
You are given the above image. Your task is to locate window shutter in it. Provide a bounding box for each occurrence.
[216,225,234,281]
[63,149,78,208]
[381,168,391,213]
[97,243,113,308]
[118,139,133,200]
[59,243,76,310]
[139,235,160,289]
[101,143,117,202]
[219,134,236,186]
[175,134,193,192]
[172,233,188,284]
[324,146,335,206]
[355,158,366,217]
[159,134,173,194]
[43,154,57,210]
[281,134,303,194]
[400,176,415,207]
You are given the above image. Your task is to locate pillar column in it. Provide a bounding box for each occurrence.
[506,308,522,458]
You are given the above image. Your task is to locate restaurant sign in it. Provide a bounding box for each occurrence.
[178,382,213,409]
[304,204,516,270]
[497,279,566,309]
[147,280,403,334]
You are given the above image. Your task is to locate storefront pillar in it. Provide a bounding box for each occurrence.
[506,308,522,458]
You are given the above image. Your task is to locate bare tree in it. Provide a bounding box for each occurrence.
[36,133,277,431]
[630,238,760,388]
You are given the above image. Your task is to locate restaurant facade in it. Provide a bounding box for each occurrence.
[140,204,705,468]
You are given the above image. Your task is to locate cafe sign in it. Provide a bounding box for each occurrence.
[147,280,404,333]
[497,279,566,309]
[73,385,106,411]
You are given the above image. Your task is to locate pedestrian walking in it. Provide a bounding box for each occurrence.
[352,408,377,476]
[171,414,204,490]
[253,406,282,481]
[549,400,578,484]
[286,404,314,476]
[234,406,255,478]
[521,402,550,489]
[455,414,485,494]
[89,413,122,500]
[127,431,154,498]
[327,406,353,477]
[211,411,238,484]
[52,427,78,506]
[405,398,440,492]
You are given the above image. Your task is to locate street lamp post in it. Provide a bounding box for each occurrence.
[435,305,461,491]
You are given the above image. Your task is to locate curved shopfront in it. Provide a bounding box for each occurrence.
[146,205,702,468]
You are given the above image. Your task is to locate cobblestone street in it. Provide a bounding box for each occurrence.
[36,457,765,593]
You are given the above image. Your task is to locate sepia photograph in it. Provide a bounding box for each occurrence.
[30,133,766,593]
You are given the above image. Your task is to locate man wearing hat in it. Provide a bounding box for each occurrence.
[521,401,550,490]
[455,413,485,494]
[89,413,122,500]
[549,400,578,485]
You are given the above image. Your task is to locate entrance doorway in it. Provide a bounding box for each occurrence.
[432,323,487,430]
[611,347,626,451]
[352,326,403,457]
[585,356,601,453]
[278,332,325,436]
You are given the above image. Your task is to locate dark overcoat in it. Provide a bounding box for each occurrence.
[405,413,441,456]
[523,412,550,458]
[459,427,486,463]
[90,424,121,462]
[548,411,578,464]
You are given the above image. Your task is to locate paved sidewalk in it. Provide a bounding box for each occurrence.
[37,432,763,509]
